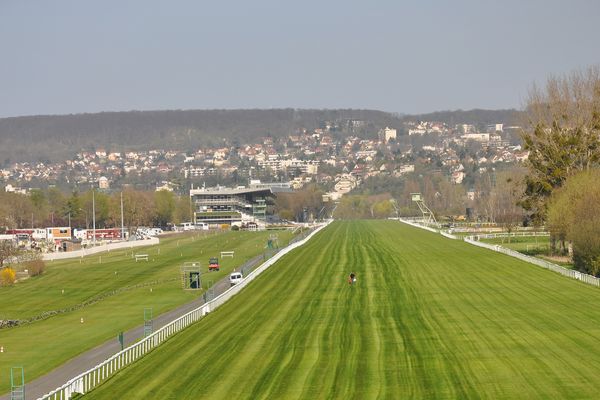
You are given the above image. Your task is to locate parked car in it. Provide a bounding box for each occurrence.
[229,272,243,286]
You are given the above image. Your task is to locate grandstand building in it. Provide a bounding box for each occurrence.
[189,181,290,226]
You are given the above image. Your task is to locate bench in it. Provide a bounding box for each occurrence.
[220,251,234,258]
[135,254,149,262]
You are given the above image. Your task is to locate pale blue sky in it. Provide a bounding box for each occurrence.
[1,0,599,117]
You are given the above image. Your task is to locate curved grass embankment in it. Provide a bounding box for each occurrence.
[83,220,600,399]
[0,230,292,395]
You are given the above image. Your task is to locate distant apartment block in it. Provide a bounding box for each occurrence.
[257,158,319,176]
[98,176,109,189]
[382,127,397,142]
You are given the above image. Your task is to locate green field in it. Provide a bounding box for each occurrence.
[0,230,293,395]
[83,221,600,399]
[481,235,551,252]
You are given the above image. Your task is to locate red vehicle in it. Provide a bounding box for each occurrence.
[86,228,122,240]
[208,257,220,271]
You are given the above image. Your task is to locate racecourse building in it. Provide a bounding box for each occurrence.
[190,182,289,226]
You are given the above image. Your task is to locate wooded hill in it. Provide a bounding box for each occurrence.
[405,108,524,127]
[0,108,522,164]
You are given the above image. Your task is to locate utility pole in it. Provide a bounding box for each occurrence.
[189,189,193,224]
[120,191,125,240]
[92,189,96,247]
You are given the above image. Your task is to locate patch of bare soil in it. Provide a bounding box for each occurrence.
[539,254,572,265]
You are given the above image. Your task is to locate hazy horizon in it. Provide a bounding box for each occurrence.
[0,106,519,120]
[1,0,599,118]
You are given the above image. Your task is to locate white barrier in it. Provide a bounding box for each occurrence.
[134,254,149,262]
[464,236,600,287]
[43,238,159,261]
[398,218,440,233]
[471,232,550,240]
[398,218,600,289]
[37,219,332,400]
[440,231,458,240]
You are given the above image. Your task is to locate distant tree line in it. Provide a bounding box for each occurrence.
[0,108,526,165]
[274,184,326,222]
[0,109,402,164]
[0,188,192,232]
[333,194,395,220]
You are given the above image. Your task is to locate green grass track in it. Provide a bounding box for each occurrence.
[85,221,600,399]
[0,230,292,395]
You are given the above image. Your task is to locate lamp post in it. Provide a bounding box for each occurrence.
[92,189,96,247]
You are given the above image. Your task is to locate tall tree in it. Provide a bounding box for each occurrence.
[520,66,600,222]
[63,191,84,227]
[47,187,66,226]
[154,190,176,227]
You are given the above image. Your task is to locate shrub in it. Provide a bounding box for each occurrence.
[26,259,46,277]
[221,224,230,230]
[231,225,240,231]
[0,267,16,286]
[547,170,600,276]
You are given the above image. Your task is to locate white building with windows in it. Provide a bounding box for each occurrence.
[383,127,397,142]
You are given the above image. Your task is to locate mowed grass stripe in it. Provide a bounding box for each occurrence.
[371,223,472,398]
[245,224,347,399]
[379,222,600,398]
[85,221,600,399]
[219,226,340,399]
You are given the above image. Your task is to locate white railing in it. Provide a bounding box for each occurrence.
[398,218,439,233]
[471,232,550,240]
[464,236,600,287]
[398,218,600,289]
[43,238,159,261]
[37,220,332,400]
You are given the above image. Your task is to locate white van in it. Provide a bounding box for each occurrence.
[229,272,243,286]
[195,222,209,231]
[178,222,194,231]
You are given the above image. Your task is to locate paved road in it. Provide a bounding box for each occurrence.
[0,258,257,400]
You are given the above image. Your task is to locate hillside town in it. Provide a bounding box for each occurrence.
[1,118,527,204]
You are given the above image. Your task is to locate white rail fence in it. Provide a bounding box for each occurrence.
[398,218,439,234]
[43,238,160,261]
[464,236,600,287]
[37,220,332,400]
[398,218,600,289]
[470,232,550,240]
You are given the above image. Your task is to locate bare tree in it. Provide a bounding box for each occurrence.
[0,240,21,268]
